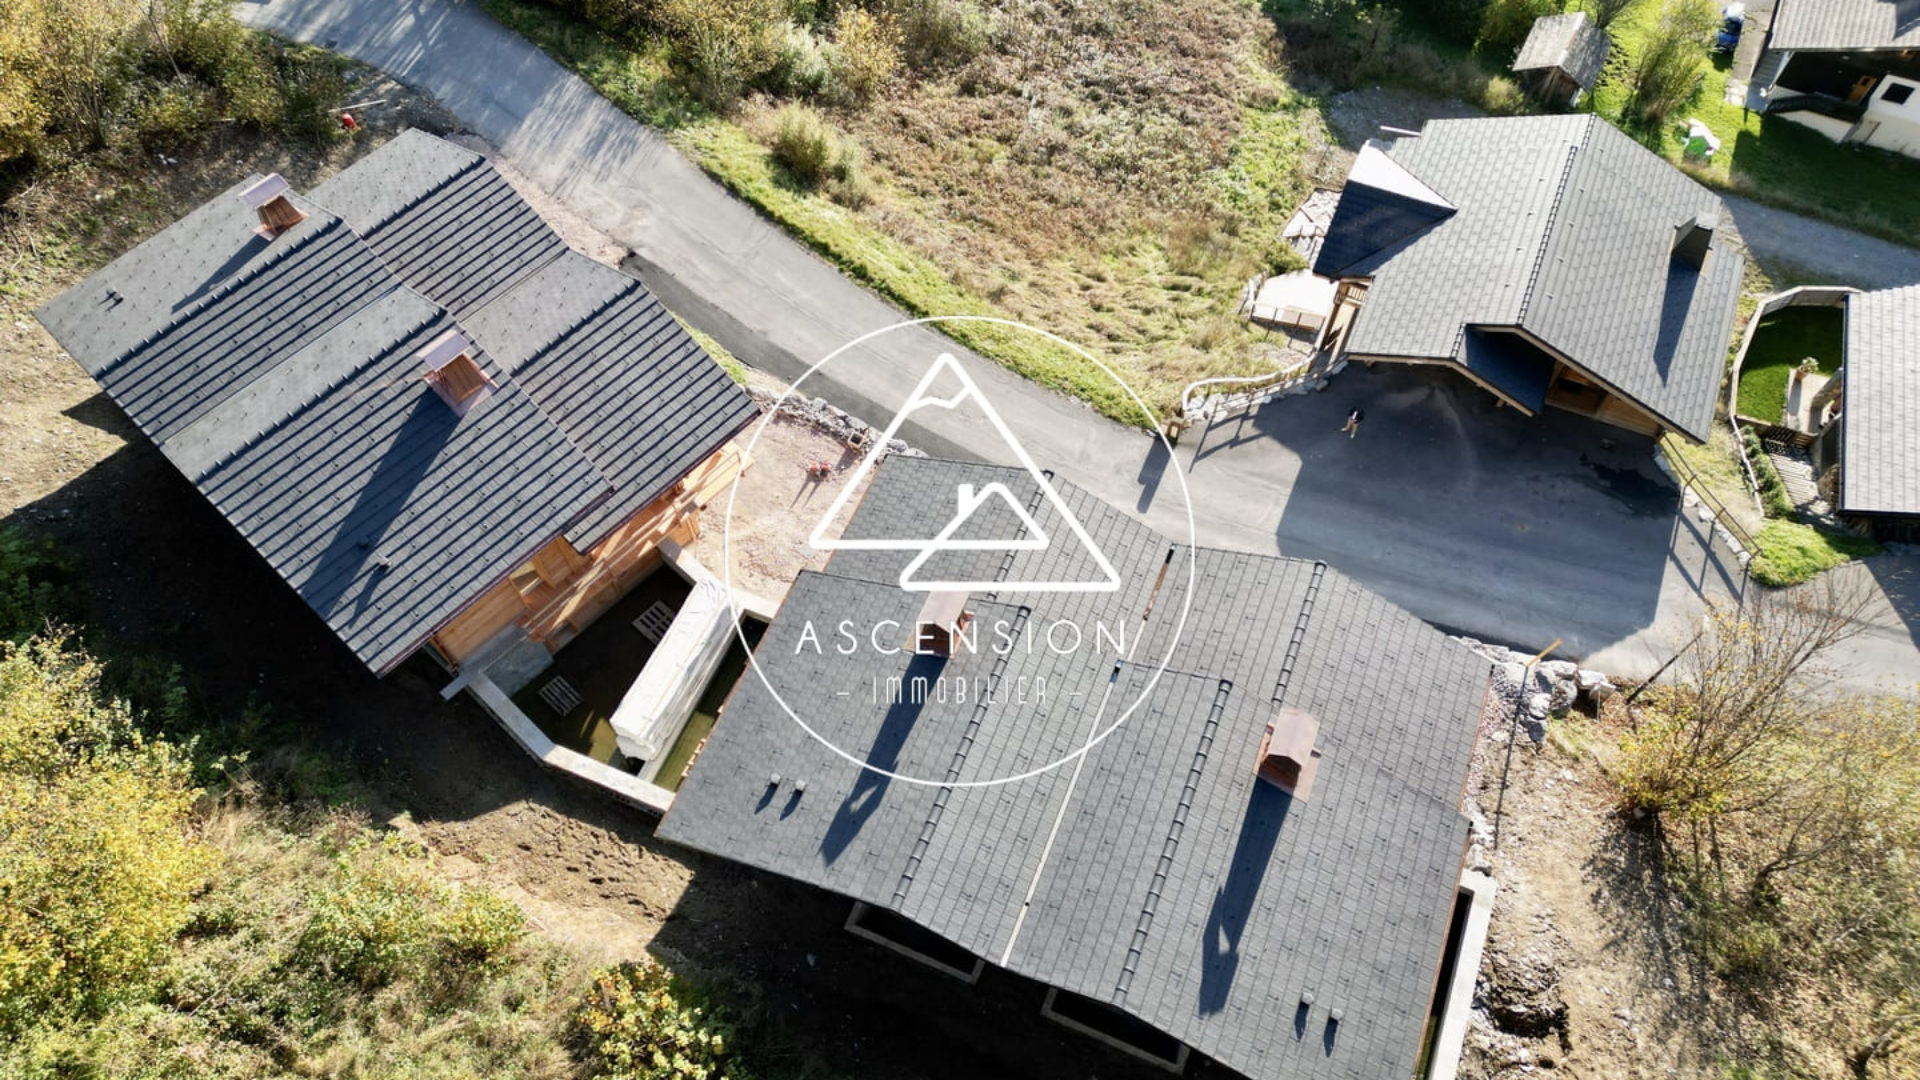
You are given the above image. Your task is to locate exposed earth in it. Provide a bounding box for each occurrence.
[0,62,1829,1080]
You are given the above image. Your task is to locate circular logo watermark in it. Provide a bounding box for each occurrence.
[721,317,1195,787]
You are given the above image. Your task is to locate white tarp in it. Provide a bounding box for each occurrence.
[611,579,735,764]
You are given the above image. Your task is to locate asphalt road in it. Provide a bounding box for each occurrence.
[236,0,1920,687]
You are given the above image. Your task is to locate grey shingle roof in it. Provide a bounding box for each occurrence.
[178,289,608,672]
[1768,0,1920,50]
[1512,12,1611,90]
[660,456,1489,1080]
[35,130,753,672]
[464,253,760,548]
[1332,115,1745,442]
[1841,284,1920,516]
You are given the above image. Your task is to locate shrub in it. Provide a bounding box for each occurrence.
[437,887,527,975]
[298,833,443,986]
[827,6,902,103]
[763,21,831,97]
[1739,425,1796,519]
[893,0,990,70]
[656,0,786,109]
[275,48,350,144]
[1631,0,1717,122]
[131,82,217,150]
[770,103,836,182]
[1478,0,1559,54]
[583,0,658,40]
[0,529,75,643]
[162,0,281,127]
[0,635,211,1033]
[572,960,747,1080]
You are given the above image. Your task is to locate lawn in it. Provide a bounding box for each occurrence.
[479,0,1326,425]
[1749,519,1881,587]
[1733,303,1844,422]
[1588,3,1920,250]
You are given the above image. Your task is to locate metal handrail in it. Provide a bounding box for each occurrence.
[1660,433,1756,555]
[1179,357,1316,420]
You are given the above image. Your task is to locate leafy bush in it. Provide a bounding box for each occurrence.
[0,529,75,643]
[656,0,786,109]
[298,833,444,986]
[1478,0,1559,54]
[1631,0,1717,122]
[573,960,748,1080]
[763,21,831,97]
[827,6,902,103]
[0,635,212,1034]
[0,0,342,164]
[130,82,218,151]
[770,102,835,182]
[893,0,991,70]
[439,886,528,975]
[769,103,870,205]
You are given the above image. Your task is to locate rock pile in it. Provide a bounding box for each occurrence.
[749,389,922,460]
[1455,637,1617,742]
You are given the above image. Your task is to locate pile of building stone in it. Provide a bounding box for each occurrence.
[747,388,922,460]
[1455,637,1618,743]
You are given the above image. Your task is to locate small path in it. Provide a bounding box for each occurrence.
[1722,194,1920,291]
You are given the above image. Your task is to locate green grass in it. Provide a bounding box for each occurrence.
[1734,304,1843,423]
[1749,519,1881,587]
[682,320,750,384]
[1588,4,1920,250]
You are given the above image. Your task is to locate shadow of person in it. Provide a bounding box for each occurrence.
[1197,781,1292,1015]
[1137,436,1170,514]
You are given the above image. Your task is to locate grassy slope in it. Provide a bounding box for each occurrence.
[1588,2,1920,249]
[1733,303,1842,422]
[479,0,1320,426]
[1750,519,1881,587]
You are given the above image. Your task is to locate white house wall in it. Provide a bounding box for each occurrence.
[1860,75,1920,156]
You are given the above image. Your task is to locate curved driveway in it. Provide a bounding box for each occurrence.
[236,0,1920,686]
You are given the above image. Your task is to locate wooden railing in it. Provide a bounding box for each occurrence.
[1660,433,1756,559]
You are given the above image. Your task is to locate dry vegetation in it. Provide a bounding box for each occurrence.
[487,0,1337,422]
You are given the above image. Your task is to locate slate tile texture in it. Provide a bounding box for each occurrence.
[660,457,1490,1080]
[35,130,754,672]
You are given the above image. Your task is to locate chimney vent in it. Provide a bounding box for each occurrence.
[238,174,306,236]
[911,591,973,657]
[420,331,496,415]
[1672,210,1717,269]
[1257,707,1322,800]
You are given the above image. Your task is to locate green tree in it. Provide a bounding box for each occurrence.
[1630,0,1716,122]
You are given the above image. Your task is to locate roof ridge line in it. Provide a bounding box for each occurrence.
[106,215,350,372]
[361,154,489,238]
[1515,118,1592,324]
[182,294,443,481]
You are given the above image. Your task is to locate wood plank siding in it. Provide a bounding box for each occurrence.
[430,441,750,665]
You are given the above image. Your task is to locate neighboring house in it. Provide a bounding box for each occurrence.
[36,130,759,677]
[1822,284,1920,539]
[661,456,1492,1080]
[1751,0,1920,156]
[1311,115,1746,443]
[1511,11,1610,106]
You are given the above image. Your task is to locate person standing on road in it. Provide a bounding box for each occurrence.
[1342,406,1364,439]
